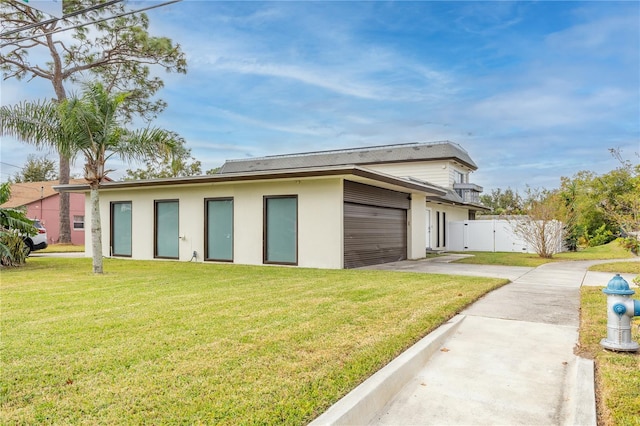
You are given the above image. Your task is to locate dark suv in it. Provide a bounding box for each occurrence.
[23,219,48,255]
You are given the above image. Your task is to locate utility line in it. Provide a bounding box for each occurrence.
[0,0,182,48]
[0,0,125,38]
[0,161,22,169]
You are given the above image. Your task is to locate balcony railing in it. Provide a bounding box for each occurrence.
[454,182,483,204]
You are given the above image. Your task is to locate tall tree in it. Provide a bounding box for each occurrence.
[1,0,186,243]
[601,148,640,252]
[124,133,203,180]
[479,187,523,215]
[558,151,637,247]
[12,154,58,182]
[0,82,176,273]
[557,178,579,251]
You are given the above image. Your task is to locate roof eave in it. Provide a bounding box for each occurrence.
[54,165,447,197]
[426,196,491,210]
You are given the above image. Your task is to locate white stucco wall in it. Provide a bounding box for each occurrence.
[85,177,345,269]
[425,202,470,250]
[408,193,427,259]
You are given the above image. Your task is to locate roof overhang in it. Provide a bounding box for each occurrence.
[54,165,447,197]
[426,195,491,211]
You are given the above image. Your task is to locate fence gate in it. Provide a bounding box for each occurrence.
[448,219,531,253]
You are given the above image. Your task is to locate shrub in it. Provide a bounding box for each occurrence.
[618,236,639,255]
[588,224,615,247]
[0,231,28,267]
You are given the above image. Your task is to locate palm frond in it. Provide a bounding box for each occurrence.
[0,209,37,236]
[116,127,175,163]
[0,100,61,150]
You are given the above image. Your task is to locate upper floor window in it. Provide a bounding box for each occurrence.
[454,170,466,183]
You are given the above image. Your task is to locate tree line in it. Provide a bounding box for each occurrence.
[480,149,640,254]
[7,141,220,183]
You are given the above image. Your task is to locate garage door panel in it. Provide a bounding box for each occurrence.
[344,202,407,268]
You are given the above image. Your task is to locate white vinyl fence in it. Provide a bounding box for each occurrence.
[448,219,564,254]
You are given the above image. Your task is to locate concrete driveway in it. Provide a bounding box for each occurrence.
[359,254,534,281]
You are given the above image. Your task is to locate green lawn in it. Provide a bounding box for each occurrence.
[588,262,640,274]
[451,251,553,267]
[39,244,85,253]
[0,258,506,425]
[453,239,635,268]
[555,240,636,261]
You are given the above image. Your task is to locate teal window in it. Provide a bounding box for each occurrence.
[264,196,297,264]
[205,198,233,261]
[111,202,132,256]
[155,200,179,259]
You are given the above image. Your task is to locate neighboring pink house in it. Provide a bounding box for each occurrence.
[1,179,86,246]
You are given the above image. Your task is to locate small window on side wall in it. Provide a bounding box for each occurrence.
[264,195,297,265]
[73,215,85,230]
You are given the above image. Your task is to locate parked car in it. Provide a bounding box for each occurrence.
[22,219,48,255]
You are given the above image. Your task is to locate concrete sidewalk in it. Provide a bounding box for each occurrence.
[311,259,639,425]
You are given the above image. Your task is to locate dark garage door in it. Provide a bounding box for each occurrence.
[344,181,409,269]
[344,203,407,268]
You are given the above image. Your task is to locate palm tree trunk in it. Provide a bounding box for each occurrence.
[90,186,103,274]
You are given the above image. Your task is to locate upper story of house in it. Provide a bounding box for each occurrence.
[219,141,484,206]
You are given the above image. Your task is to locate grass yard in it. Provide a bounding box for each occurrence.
[588,261,640,274]
[0,258,506,425]
[453,239,635,268]
[555,241,636,261]
[452,251,554,267]
[578,287,640,426]
[39,244,85,253]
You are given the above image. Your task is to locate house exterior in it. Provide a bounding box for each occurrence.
[1,179,86,245]
[57,141,487,268]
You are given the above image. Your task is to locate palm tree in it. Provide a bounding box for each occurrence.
[0,83,175,273]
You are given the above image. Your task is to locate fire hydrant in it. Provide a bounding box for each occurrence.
[600,274,640,352]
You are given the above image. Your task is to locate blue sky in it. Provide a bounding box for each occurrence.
[1,0,639,193]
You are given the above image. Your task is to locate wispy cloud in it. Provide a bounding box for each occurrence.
[1,1,638,191]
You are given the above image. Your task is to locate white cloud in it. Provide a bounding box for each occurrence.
[2,1,638,194]
[546,13,639,57]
